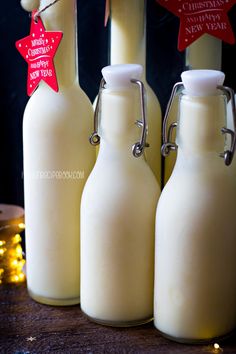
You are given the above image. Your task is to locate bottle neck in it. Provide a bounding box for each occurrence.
[176,93,226,156]
[110,0,146,77]
[98,88,142,158]
[40,0,78,88]
[186,34,222,70]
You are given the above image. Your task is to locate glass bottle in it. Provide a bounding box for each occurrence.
[110,0,162,185]
[81,64,160,326]
[154,69,236,343]
[22,0,95,305]
[164,35,222,184]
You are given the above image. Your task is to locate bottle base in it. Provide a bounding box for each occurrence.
[28,289,80,306]
[156,327,235,345]
[82,310,153,327]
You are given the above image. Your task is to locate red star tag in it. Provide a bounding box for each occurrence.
[157,0,236,51]
[16,10,63,96]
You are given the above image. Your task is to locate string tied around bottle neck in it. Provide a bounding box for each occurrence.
[34,0,61,22]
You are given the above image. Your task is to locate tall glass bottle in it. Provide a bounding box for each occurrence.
[81,64,160,326]
[22,0,95,305]
[110,0,162,185]
[154,70,236,343]
[164,35,222,184]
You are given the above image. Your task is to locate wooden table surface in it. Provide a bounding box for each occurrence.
[1,283,236,354]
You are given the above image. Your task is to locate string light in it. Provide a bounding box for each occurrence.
[18,223,25,229]
[212,343,223,353]
[0,224,26,284]
[0,248,6,256]
[13,234,22,244]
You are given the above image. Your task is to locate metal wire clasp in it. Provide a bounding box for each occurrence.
[90,78,148,158]
[89,78,105,146]
[217,85,236,166]
[162,83,236,166]
[161,82,182,157]
[131,79,148,158]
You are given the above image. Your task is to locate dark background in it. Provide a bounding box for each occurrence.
[0,0,235,208]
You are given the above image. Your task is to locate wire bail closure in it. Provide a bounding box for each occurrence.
[217,85,236,166]
[89,78,105,146]
[161,82,182,158]
[131,79,148,157]
[162,82,236,166]
[90,78,148,158]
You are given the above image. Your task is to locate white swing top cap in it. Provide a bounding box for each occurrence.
[181,69,225,96]
[102,64,143,89]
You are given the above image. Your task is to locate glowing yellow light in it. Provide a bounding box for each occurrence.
[213,343,223,353]
[15,244,23,257]
[16,260,25,271]
[0,248,6,256]
[11,260,18,267]
[19,273,25,281]
[0,225,25,284]
[18,223,25,229]
[13,275,19,282]
[13,234,21,244]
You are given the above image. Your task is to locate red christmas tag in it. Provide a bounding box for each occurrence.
[157,0,236,51]
[16,10,63,96]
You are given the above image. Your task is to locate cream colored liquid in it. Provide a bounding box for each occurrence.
[110,0,162,185]
[154,94,236,341]
[81,88,160,325]
[24,0,95,305]
[40,0,77,88]
[164,35,222,184]
[186,35,222,71]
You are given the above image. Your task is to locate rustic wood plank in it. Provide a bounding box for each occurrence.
[0,284,236,353]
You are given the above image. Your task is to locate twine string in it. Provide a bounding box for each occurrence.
[34,0,61,22]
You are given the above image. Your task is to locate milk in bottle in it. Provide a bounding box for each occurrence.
[154,70,236,342]
[81,64,160,326]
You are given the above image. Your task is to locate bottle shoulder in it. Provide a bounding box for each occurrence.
[24,84,92,113]
[156,172,236,243]
[158,164,236,215]
[83,157,160,200]
[23,84,93,128]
